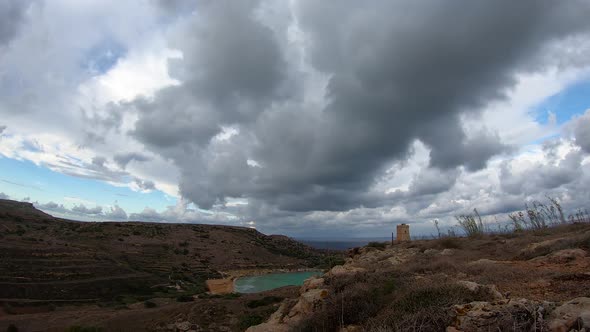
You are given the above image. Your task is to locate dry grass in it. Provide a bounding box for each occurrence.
[297,271,496,332]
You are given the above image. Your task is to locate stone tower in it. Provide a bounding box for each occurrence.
[396,223,410,242]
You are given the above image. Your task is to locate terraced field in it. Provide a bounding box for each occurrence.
[0,199,326,306]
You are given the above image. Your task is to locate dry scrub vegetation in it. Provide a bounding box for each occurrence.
[293,198,590,331]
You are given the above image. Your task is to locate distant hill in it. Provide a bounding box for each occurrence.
[0,199,328,303]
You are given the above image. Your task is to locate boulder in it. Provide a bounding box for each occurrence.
[301,276,325,293]
[530,249,587,264]
[288,288,329,318]
[456,280,504,300]
[247,287,330,331]
[450,298,549,331]
[246,302,292,332]
[424,249,439,255]
[467,258,500,266]
[441,249,455,256]
[520,238,565,258]
[175,321,191,331]
[246,323,290,332]
[328,265,366,276]
[548,297,590,332]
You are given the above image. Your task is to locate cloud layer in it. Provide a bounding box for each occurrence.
[1,1,590,236]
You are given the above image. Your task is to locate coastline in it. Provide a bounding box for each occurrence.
[206,268,325,295]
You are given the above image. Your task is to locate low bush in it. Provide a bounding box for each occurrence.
[299,270,495,332]
[246,296,283,308]
[366,282,493,332]
[455,209,485,237]
[143,300,157,308]
[518,231,590,260]
[366,242,387,250]
[222,292,242,299]
[64,327,103,332]
[438,237,462,249]
[176,295,194,302]
[239,315,265,330]
[316,255,346,269]
[404,257,459,275]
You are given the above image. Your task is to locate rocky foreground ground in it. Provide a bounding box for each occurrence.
[247,223,590,332]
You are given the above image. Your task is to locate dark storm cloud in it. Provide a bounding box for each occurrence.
[154,0,196,14]
[408,168,461,197]
[133,0,288,150]
[132,0,590,213]
[113,152,150,169]
[574,109,590,153]
[134,178,156,191]
[0,0,30,45]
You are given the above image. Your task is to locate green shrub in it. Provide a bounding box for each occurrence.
[64,326,103,332]
[317,255,346,269]
[143,300,157,308]
[455,209,485,237]
[239,315,264,330]
[367,242,386,249]
[222,292,242,299]
[246,296,283,308]
[176,295,194,302]
[438,237,461,249]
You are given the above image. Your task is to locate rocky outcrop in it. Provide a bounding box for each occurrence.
[548,297,590,332]
[301,276,325,293]
[350,246,420,266]
[449,296,590,332]
[441,248,455,256]
[449,298,550,331]
[328,264,367,276]
[467,258,501,266]
[530,249,587,264]
[246,278,330,331]
[456,280,504,300]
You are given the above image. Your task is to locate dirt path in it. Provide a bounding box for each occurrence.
[205,278,234,294]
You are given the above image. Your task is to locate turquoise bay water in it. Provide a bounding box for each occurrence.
[234,271,323,293]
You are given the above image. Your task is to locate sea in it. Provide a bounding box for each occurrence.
[298,237,392,250]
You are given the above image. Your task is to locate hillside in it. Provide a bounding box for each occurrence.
[248,222,590,331]
[0,199,333,331]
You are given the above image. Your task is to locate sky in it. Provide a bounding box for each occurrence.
[1,0,590,238]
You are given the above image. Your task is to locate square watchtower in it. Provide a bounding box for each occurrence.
[396,223,410,242]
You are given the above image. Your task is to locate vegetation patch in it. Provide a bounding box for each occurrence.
[366,241,387,250]
[246,296,283,308]
[238,314,265,330]
[64,326,103,332]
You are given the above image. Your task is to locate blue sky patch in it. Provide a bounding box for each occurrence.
[82,38,127,75]
[533,78,590,125]
[0,156,173,213]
